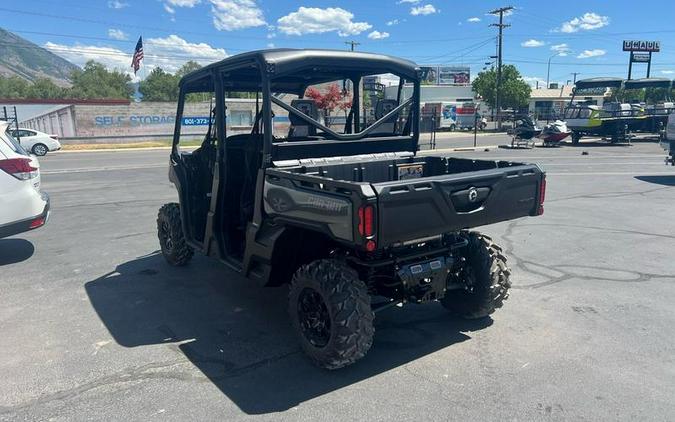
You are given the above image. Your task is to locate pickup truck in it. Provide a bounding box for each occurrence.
[157,49,546,369]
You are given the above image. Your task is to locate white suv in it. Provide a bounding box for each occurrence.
[10,128,62,156]
[0,121,50,238]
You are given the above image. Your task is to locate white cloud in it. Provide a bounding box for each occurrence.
[267,43,275,49]
[397,0,420,3]
[660,70,675,75]
[467,17,481,23]
[107,29,129,40]
[164,4,175,14]
[107,0,128,8]
[410,4,438,15]
[521,39,545,48]
[210,0,266,31]
[44,35,227,81]
[386,19,401,26]
[166,0,200,6]
[558,12,609,33]
[576,49,606,59]
[523,76,546,88]
[277,7,371,37]
[551,43,571,56]
[368,30,390,40]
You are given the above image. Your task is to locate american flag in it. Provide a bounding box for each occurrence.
[131,36,144,75]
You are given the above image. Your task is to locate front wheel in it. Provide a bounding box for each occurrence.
[441,232,511,319]
[289,259,374,370]
[157,203,193,266]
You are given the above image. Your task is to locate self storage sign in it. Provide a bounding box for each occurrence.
[623,40,660,52]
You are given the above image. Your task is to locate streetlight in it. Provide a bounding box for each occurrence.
[546,52,560,89]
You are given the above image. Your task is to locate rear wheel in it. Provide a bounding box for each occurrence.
[32,143,48,156]
[441,232,511,319]
[289,259,374,369]
[157,203,193,266]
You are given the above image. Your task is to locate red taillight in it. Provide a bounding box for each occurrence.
[29,216,45,229]
[358,204,375,237]
[537,176,546,215]
[0,158,38,180]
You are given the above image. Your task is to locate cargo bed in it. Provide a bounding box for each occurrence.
[271,154,545,248]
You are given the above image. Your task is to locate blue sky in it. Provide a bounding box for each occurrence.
[4,0,675,86]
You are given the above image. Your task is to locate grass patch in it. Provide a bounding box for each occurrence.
[61,139,202,150]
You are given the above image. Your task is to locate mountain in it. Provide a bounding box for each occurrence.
[0,28,80,86]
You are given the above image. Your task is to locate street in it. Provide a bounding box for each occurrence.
[1,136,674,421]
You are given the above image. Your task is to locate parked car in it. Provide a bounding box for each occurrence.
[0,122,50,238]
[10,128,61,156]
[157,50,546,369]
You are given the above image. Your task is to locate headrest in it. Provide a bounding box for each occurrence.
[289,99,319,124]
[375,99,399,119]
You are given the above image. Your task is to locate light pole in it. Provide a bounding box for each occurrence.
[546,52,560,89]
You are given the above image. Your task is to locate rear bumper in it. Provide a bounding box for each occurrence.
[0,192,50,239]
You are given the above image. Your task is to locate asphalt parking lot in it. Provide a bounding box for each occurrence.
[1,135,674,421]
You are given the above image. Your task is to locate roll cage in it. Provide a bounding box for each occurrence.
[172,49,422,166]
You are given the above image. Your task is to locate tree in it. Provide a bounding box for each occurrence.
[139,67,179,101]
[305,84,350,116]
[26,78,65,99]
[69,61,133,99]
[0,76,30,98]
[176,61,202,78]
[472,65,531,110]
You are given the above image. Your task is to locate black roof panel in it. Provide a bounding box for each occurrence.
[624,77,672,89]
[575,77,624,89]
[180,49,420,93]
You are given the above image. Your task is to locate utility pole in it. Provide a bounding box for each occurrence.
[571,72,581,84]
[489,6,513,130]
[345,41,360,51]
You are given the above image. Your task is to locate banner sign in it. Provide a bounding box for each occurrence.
[632,53,651,63]
[623,40,660,52]
[419,65,470,85]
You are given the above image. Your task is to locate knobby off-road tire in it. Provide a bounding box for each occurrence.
[157,203,194,266]
[289,259,375,370]
[440,232,511,319]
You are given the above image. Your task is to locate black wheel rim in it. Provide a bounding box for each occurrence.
[297,287,331,348]
[159,221,173,251]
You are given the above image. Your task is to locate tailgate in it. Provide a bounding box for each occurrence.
[373,164,543,246]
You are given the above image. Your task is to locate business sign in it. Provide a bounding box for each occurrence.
[438,66,470,85]
[181,116,214,126]
[419,66,438,84]
[623,40,660,52]
[419,65,470,85]
[632,53,651,63]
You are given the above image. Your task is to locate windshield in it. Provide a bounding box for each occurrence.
[1,129,30,156]
[271,73,414,142]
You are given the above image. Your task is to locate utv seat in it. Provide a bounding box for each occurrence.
[288,99,319,138]
[371,99,399,135]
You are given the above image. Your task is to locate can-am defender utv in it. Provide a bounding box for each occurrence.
[158,49,546,369]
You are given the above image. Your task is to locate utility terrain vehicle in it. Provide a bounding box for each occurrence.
[157,49,546,369]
